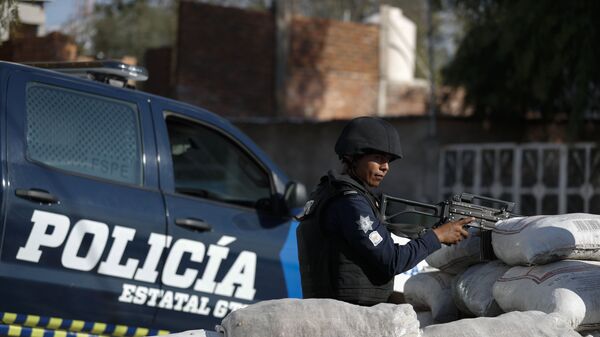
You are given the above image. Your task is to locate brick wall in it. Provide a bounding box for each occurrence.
[286,16,379,119]
[0,32,77,62]
[174,1,275,118]
[143,47,173,97]
[174,2,380,120]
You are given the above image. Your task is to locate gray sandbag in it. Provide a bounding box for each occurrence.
[404,271,458,323]
[493,260,600,330]
[492,213,600,266]
[216,298,420,337]
[452,260,510,317]
[425,228,481,274]
[422,311,580,337]
[151,331,222,337]
[417,311,434,328]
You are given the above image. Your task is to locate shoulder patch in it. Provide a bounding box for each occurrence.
[343,190,358,195]
[356,215,374,233]
[369,231,383,246]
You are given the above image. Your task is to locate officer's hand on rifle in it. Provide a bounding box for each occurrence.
[432,217,472,245]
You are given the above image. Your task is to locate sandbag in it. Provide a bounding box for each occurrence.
[425,228,481,274]
[404,271,458,323]
[417,311,434,328]
[422,311,580,337]
[452,260,510,317]
[492,213,600,266]
[152,331,222,337]
[493,260,600,330]
[216,298,420,337]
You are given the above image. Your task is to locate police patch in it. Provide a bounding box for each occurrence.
[356,215,373,233]
[298,200,315,218]
[369,231,383,246]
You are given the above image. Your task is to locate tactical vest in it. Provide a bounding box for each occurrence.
[296,171,394,306]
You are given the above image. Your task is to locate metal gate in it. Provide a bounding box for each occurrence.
[439,143,600,215]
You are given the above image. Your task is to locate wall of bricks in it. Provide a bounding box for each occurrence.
[0,32,77,62]
[174,1,380,120]
[286,16,379,119]
[143,46,173,98]
[174,1,275,119]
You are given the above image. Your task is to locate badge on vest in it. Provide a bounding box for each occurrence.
[297,200,315,219]
[369,231,383,246]
[357,215,374,233]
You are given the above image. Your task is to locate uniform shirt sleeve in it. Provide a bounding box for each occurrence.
[324,193,441,280]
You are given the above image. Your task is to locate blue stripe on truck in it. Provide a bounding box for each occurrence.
[279,219,302,298]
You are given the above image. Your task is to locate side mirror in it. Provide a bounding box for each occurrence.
[283,181,308,215]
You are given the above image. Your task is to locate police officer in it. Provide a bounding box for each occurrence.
[296,116,471,306]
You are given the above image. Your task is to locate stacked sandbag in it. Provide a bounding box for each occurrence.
[152,330,222,337]
[492,213,600,265]
[216,298,420,337]
[425,228,481,274]
[493,260,600,331]
[452,260,510,317]
[488,213,600,331]
[416,311,435,328]
[421,310,580,337]
[403,271,458,323]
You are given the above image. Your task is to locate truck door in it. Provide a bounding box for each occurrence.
[0,71,167,331]
[151,103,295,330]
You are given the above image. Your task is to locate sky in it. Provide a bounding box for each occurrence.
[45,0,77,32]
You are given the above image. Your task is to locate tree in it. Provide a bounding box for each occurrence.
[442,1,600,133]
[90,0,177,62]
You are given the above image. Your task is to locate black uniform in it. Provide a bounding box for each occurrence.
[297,171,441,306]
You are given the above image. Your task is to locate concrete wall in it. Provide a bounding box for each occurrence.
[236,118,600,203]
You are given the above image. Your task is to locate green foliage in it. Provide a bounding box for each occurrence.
[442,0,600,132]
[91,0,176,62]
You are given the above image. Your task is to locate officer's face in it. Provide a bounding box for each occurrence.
[355,153,391,187]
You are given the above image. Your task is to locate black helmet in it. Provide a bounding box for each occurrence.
[335,116,403,161]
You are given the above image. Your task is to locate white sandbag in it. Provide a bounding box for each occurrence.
[425,228,481,274]
[417,311,434,328]
[152,331,222,337]
[422,311,580,337]
[404,271,458,323]
[452,260,510,317]
[216,298,420,337]
[493,260,600,330]
[492,213,600,266]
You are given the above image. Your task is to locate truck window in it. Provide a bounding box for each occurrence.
[25,82,143,185]
[166,115,271,207]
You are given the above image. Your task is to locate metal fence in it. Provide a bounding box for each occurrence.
[439,143,600,215]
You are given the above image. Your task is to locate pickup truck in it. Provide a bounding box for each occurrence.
[0,60,305,337]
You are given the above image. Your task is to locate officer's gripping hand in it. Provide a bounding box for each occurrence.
[432,217,472,245]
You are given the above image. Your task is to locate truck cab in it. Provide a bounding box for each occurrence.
[0,61,304,336]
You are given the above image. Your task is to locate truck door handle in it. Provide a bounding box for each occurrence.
[15,189,59,204]
[175,218,213,232]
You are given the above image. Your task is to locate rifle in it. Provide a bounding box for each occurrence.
[380,193,518,260]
